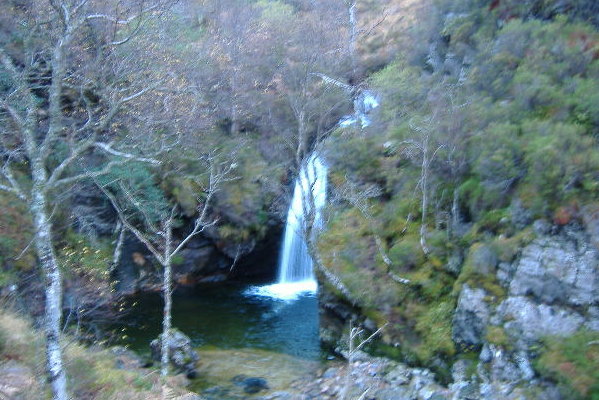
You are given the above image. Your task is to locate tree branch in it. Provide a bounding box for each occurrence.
[85,4,160,25]
[45,137,97,188]
[0,183,26,200]
[0,161,27,201]
[96,181,165,265]
[51,159,132,189]
[94,142,161,165]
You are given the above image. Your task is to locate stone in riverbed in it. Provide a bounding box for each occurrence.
[256,391,294,400]
[232,374,269,394]
[150,329,199,378]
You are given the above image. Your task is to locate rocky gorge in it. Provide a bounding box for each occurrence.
[1,0,598,399]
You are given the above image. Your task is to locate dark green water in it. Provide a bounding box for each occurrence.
[111,282,322,360]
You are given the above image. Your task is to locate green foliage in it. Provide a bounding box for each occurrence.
[58,231,112,281]
[67,345,155,399]
[535,331,599,400]
[419,266,455,301]
[573,76,599,128]
[256,0,294,22]
[472,123,524,192]
[523,120,599,207]
[0,310,177,399]
[458,178,486,220]
[0,312,40,365]
[490,232,529,263]
[326,131,384,182]
[169,176,202,217]
[0,192,35,275]
[317,0,599,379]
[388,236,425,272]
[318,208,401,309]
[485,325,511,349]
[414,301,456,361]
[379,197,421,241]
[371,62,426,120]
[99,162,169,226]
[476,209,510,235]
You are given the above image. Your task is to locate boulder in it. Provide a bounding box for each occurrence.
[452,285,491,348]
[497,296,584,342]
[469,244,498,276]
[585,306,599,331]
[510,199,532,229]
[509,237,598,307]
[110,345,145,369]
[0,361,39,398]
[451,359,474,382]
[232,375,269,394]
[532,219,552,236]
[582,205,599,250]
[496,261,516,286]
[479,344,534,383]
[176,245,216,275]
[150,329,199,378]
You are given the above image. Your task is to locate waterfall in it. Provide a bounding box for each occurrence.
[339,90,379,128]
[246,89,377,301]
[278,155,327,284]
[246,155,327,300]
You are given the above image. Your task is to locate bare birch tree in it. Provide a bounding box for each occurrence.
[336,178,410,284]
[402,116,444,256]
[98,152,235,378]
[339,321,387,400]
[344,0,387,80]
[0,2,173,398]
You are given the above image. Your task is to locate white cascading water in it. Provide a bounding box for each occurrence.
[278,155,327,283]
[247,155,327,300]
[246,89,376,301]
[339,90,379,128]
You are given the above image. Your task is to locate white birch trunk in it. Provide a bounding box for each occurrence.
[230,71,239,135]
[31,167,68,400]
[161,218,173,377]
[347,1,358,77]
[420,141,430,256]
[450,188,460,238]
[111,223,126,273]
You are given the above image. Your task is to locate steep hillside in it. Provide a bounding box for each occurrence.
[317,0,599,398]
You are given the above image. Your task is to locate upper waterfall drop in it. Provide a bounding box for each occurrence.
[339,90,379,128]
[245,154,327,301]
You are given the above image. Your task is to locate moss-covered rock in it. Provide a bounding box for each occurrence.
[455,243,505,300]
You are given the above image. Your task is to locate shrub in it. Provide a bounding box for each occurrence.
[389,236,425,272]
[0,312,41,364]
[0,192,35,273]
[414,301,456,362]
[523,120,599,207]
[535,331,599,400]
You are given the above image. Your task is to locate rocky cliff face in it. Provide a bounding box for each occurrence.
[318,216,599,398]
[449,220,598,398]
